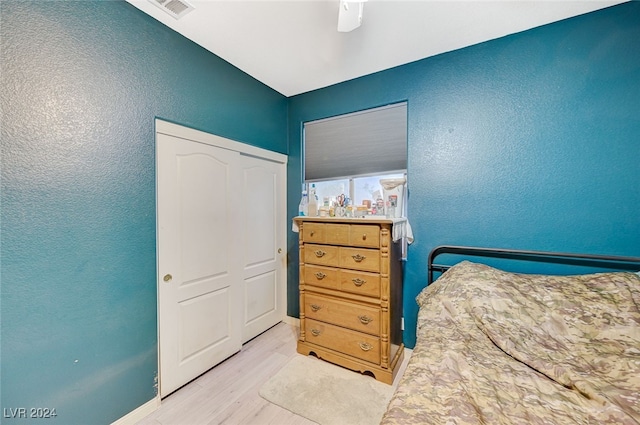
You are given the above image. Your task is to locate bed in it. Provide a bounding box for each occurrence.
[381,245,640,425]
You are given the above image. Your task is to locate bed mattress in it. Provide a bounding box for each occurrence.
[381,261,640,424]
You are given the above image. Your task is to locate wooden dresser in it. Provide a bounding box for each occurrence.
[294,217,404,384]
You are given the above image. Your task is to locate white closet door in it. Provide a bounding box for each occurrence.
[157,133,243,397]
[156,120,288,398]
[239,154,286,342]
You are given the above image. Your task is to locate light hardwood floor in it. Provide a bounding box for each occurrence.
[136,322,317,425]
[136,321,409,425]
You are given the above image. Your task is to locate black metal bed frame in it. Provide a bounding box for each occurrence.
[428,245,640,285]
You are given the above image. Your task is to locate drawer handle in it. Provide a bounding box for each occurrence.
[311,329,321,336]
[358,315,373,325]
[362,234,367,240]
[314,250,326,258]
[352,278,366,287]
[352,254,366,262]
[315,272,327,280]
[359,342,373,351]
[310,304,322,312]
[310,231,315,236]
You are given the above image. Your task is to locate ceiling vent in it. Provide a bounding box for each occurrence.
[149,0,195,20]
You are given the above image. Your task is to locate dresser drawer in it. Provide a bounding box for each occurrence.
[339,247,380,272]
[302,223,325,243]
[324,224,350,245]
[338,269,381,298]
[302,223,350,245]
[305,318,380,364]
[305,293,380,335]
[302,223,380,248]
[304,265,338,290]
[348,224,380,248]
[304,244,339,267]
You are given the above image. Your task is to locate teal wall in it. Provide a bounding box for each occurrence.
[2,0,639,423]
[287,2,640,348]
[0,1,286,424]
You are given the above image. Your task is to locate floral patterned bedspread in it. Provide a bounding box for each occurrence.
[381,261,640,425]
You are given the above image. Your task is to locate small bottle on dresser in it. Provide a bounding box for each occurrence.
[308,184,318,217]
[298,190,309,216]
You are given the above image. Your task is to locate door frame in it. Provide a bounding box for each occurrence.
[154,118,288,396]
[156,119,287,163]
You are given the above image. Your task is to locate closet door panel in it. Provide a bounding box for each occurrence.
[157,134,243,397]
[240,155,286,342]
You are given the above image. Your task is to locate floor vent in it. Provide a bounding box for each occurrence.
[149,0,195,20]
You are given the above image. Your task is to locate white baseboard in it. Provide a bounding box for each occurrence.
[283,315,300,327]
[111,397,160,425]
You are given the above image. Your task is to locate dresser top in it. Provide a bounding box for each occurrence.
[293,216,407,225]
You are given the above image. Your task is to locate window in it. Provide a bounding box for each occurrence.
[310,179,349,208]
[307,172,406,215]
[303,102,408,215]
[303,102,407,181]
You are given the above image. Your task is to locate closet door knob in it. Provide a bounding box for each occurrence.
[163,274,172,282]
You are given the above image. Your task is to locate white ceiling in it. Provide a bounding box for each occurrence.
[126,0,626,97]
